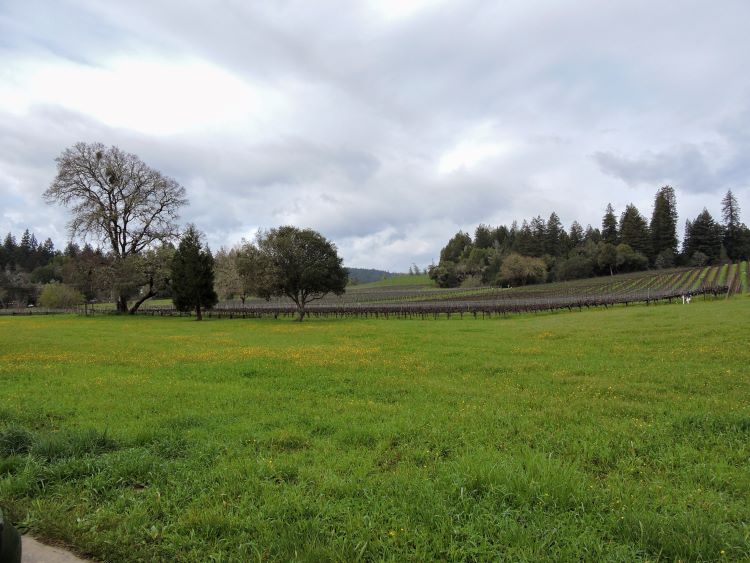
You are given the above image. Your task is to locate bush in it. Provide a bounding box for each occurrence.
[38,282,84,309]
[689,251,709,267]
[555,255,595,281]
[496,253,547,286]
[428,262,463,288]
[654,249,676,269]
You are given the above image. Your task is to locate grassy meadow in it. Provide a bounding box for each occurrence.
[1,297,749,561]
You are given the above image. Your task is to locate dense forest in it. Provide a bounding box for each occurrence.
[429,188,750,287]
[0,233,136,307]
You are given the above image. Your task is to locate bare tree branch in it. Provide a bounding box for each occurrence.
[44,142,188,312]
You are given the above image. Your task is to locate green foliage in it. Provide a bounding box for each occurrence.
[496,253,547,286]
[545,212,564,257]
[555,254,595,281]
[473,224,493,249]
[601,203,619,245]
[37,282,84,309]
[683,209,722,263]
[615,243,649,273]
[171,225,218,320]
[721,190,750,260]
[619,204,651,257]
[439,231,472,263]
[654,248,676,269]
[649,185,678,260]
[0,300,749,560]
[247,226,348,320]
[568,220,585,249]
[596,242,618,276]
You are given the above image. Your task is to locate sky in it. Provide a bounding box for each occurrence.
[1,0,749,271]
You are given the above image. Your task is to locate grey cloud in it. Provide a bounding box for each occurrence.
[593,146,717,194]
[3,1,750,269]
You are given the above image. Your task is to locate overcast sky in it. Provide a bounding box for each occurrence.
[2,0,749,270]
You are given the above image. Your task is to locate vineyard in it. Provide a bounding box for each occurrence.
[123,261,750,319]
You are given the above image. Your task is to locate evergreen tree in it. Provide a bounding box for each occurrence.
[528,215,546,257]
[39,239,55,263]
[649,185,678,261]
[721,190,744,260]
[584,225,602,245]
[568,221,585,250]
[3,233,17,269]
[64,242,81,258]
[171,225,218,321]
[683,209,722,263]
[492,225,510,250]
[515,220,534,255]
[473,224,493,249]
[545,212,564,256]
[19,230,33,270]
[439,231,472,263]
[619,204,651,257]
[601,203,618,245]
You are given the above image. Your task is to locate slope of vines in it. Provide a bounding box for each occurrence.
[115,264,744,319]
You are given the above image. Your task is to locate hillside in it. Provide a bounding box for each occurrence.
[346,267,399,284]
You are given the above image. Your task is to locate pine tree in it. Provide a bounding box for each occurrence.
[545,212,563,257]
[439,231,472,263]
[721,190,743,260]
[619,204,650,257]
[528,216,546,257]
[492,225,510,250]
[473,224,493,249]
[683,209,722,263]
[568,221,584,249]
[171,225,218,321]
[649,185,678,262]
[514,220,534,255]
[602,203,618,245]
[584,225,602,245]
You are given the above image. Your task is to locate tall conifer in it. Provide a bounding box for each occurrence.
[649,185,678,262]
[171,225,218,321]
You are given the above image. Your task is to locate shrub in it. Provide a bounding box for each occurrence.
[555,255,595,281]
[496,253,547,286]
[38,282,84,309]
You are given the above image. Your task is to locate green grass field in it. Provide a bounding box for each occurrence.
[351,273,434,288]
[1,298,749,561]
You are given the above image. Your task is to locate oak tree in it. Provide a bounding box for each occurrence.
[246,226,348,321]
[44,142,187,312]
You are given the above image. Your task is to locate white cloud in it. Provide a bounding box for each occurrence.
[1,0,750,270]
[0,56,285,136]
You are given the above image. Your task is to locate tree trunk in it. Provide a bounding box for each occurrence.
[129,290,155,315]
[297,304,306,322]
[196,304,202,321]
[129,275,155,314]
[116,295,128,314]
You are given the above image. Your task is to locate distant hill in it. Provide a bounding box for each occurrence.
[346,268,400,284]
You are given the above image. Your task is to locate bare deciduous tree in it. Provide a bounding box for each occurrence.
[44,142,187,312]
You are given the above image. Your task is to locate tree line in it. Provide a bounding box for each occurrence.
[0,143,347,320]
[429,187,750,287]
